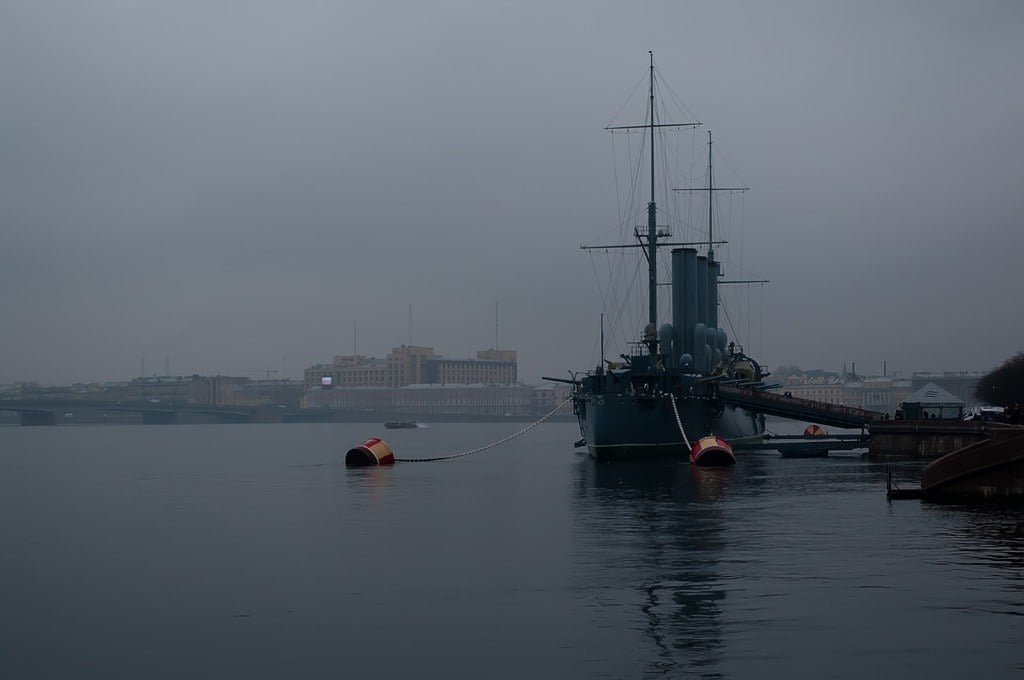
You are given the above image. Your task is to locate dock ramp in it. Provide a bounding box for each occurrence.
[718,384,885,429]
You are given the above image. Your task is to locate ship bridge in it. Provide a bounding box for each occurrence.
[717,384,885,429]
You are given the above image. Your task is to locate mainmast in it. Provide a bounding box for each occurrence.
[675,131,748,263]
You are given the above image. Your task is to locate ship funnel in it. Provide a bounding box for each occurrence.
[693,323,707,374]
[672,248,700,359]
[683,248,697,357]
[671,249,685,361]
[708,258,720,330]
[695,255,709,332]
[671,247,701,362]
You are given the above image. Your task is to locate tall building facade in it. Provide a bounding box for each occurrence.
[304,346,517,389]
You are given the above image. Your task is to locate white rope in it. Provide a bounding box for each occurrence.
[396,397,572,462]
[668,394,692,451]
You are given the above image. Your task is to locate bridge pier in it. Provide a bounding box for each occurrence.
[21,411,58,426]
[142,411,178,425]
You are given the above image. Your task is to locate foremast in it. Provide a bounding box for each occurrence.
[602,51,699,331]
[646,53,657,326]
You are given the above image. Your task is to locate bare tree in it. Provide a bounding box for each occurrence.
[975,352,1024,407]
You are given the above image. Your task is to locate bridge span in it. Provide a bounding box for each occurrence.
[0,399,255,425]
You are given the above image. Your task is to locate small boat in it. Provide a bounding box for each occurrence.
[778,443,832,459]
[384,420,418,429]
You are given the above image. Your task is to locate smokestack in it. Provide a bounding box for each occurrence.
[708,259,720,330]
[683,248,697,357]
[671,249,684,367]
[695,255,709,330]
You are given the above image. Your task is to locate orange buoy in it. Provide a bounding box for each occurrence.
[346,437,396,466]
[689,435,736,467]
[804,424,828,437]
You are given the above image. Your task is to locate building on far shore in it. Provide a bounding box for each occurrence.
[776,371,912,415]
[301,381,572,419]
[776,374,845,404]
[300,343,570,418]
[304,345,517,390]
[776,367,988,416]
[842,377,914,414]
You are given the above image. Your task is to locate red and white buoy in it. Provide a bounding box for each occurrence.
[346,437,396,466]
[804,424,828,437]
[689,435,736,467]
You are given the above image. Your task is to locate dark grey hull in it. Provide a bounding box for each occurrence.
[576,393,764,461]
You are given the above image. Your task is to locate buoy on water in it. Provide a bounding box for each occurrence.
[346,437,396,466]
[804,424,828,436]
[689,435,736,467]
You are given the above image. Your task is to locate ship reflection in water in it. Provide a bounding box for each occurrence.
[571,450,1024,677]
[573,458,749,675]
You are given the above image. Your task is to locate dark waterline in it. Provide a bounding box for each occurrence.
[1,422,1022,678]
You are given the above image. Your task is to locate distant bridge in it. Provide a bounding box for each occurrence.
[0,399,255,425]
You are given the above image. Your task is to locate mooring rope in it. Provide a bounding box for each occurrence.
[395,397,572,462]
[668,394,692,451]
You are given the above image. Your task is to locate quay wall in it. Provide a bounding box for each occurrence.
[868,421,991,460]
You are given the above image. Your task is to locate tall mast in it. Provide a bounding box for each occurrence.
[646,51,657,327]
[600,53,700,330]
[675,133,748,261]
[707,131,714,261]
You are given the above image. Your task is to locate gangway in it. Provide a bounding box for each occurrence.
[717,384,885,429]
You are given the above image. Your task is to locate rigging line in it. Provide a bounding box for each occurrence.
[628,127,647,228]
[741,196,746,275]
[589,254,610,324]
[747,283,752,349]
[759,283,765,358]
[610,251,635,346]
[596,249,637,350]
[705,144,750,192]
[581,211,643,247]
[605,69,650,129]
[684,130,697,240]
[612,256,634,340]
[611,128,623,226]
[616,256,644,346]
[396,398,571,462]
[652,63,701,127]
[625,129,636,241]
[719,289,741,345]
[590,247,632,363]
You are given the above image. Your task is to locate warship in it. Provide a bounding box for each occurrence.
[554,53,770,460]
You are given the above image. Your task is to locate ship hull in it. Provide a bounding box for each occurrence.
[577,394,763,461]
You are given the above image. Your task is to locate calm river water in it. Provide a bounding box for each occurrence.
[1,421,1022,678]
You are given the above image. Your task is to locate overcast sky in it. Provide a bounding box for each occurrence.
[2,1,1023,385]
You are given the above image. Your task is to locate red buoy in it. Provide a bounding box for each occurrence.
[804,424,828,437]
[689,435,736,467]
[346,437,396,466]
